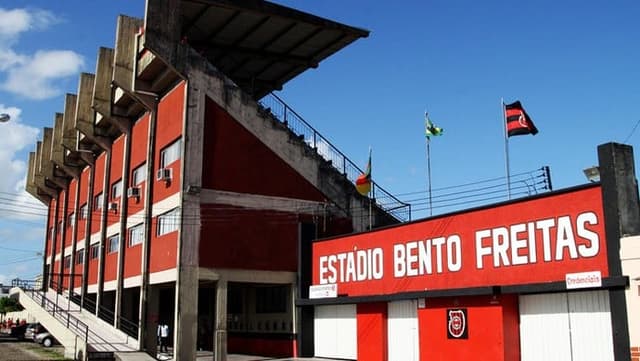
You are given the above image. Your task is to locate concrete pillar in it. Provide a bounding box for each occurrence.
[214,279,228,361]
[174,267,198,361]
[597,142,640,361]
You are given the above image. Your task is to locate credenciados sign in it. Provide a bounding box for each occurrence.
[312,186,608,297]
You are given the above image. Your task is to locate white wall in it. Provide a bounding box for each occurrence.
[620,235,640,347]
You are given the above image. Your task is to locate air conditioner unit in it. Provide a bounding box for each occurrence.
[108,202,118,211]
[156,168,172,182]
[127,187,140,198]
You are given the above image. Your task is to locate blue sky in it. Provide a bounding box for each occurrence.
[0,0,638,283]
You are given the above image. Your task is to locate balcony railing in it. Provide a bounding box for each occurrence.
[259,93,411,222]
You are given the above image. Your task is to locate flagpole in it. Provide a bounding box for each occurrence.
[426,136,433,216]
[502,98,511,199]
[369,147,372,230]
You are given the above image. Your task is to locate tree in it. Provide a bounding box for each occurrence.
[0,297,24,314]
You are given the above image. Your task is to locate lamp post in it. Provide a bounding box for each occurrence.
[0,113,10,123]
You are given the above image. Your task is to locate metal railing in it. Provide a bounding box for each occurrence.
[259,93,411,222]
[12,278,131,354]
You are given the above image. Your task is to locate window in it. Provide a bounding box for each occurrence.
[160,139,182,168]
[75,250,84,265]
[79,204,88,219]
[132,164,147,186]
[157,208,180,236]
[255,285,288,313]
[68,213,75,228]
[58,221,63,234]
[111,180,122,199]
[108,234,120,253]
[89,244,100,260]
[64,255,71,269]
[94,193,104,210]
[128,224,144,247]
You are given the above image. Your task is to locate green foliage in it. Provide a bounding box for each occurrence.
[0,296,24,313]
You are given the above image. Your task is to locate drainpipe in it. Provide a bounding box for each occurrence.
[96,150,112,318]
[115,125,133,329]
[139,103,158,352]
[81,163,96,311]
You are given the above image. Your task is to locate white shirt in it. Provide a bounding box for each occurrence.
[158,324,169,337]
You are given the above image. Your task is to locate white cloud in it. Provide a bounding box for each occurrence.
[0,7,82,100]
[3,50,84,99]
[0,104,45,221]
[0,8,58,40]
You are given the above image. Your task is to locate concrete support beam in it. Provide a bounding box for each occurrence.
[62,94,78,150]
[76,73,112,151]
[42,127,68,189]
[214,279,228,361]
[52,113,81,178]
[114,15,156,112]
[93,47,116,121]
[144,0,182,72]
[34,142,58,197]
[26,152,50,203]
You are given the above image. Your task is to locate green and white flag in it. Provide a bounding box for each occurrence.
[425,112,444,138]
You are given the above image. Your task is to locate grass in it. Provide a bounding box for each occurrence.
[23,343,73,360]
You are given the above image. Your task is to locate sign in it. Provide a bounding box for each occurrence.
[309,284,337,299]
[566,271,602,289]
[312,186,609,297]
[447,308,468,339]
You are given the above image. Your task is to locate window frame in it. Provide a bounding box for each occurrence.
[89,244,100,260]
[75,250,84,265]
[107,234,120,254]
[94,193,104,210]
[111,179,123,200]
[160,139,182,169]
[128,223,144,247]
[131,163,147,186]
[156,208,181,237]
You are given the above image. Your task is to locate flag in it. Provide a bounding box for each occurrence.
[356,149,372,196]
[425,113,444,138]
[505,101,538,137]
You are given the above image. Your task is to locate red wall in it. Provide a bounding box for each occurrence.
[123,242,142,278]
[357,303,387,361]
[46,200,56,257]
[65,180,77,248]
[313,186,608,296]
[149,222,178,273]
[91,154,106,235]
[199,204,298,271]
[153,81,184,203]
[127,114,149,215]
[56,190,66,257]
[107,136,125,227]
[87,252,98,286]
[227,336,294,358]
[201,98,325,202]
[418,295,520,361]
[103,251,118,282]
[77,168,90,242]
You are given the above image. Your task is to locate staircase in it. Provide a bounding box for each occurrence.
[259,93,411,222]
[10,280,139,361]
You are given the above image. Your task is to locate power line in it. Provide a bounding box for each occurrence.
[623,119,640,144]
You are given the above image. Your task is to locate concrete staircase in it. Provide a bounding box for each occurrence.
[10,287,139,360]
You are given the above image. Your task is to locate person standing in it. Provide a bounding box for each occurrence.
[157,322,170,353]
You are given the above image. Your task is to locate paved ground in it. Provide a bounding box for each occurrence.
[0,336,67,360]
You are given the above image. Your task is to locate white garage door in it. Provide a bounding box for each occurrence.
[519,290,613,361]
[388,300,419,361]
[314,304,357,359]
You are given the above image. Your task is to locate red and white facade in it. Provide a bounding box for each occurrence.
[302,144,639,361]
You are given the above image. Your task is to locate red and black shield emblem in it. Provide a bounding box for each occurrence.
[447,308,468,339]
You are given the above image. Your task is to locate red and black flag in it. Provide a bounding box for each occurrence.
[505,101,538,137]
